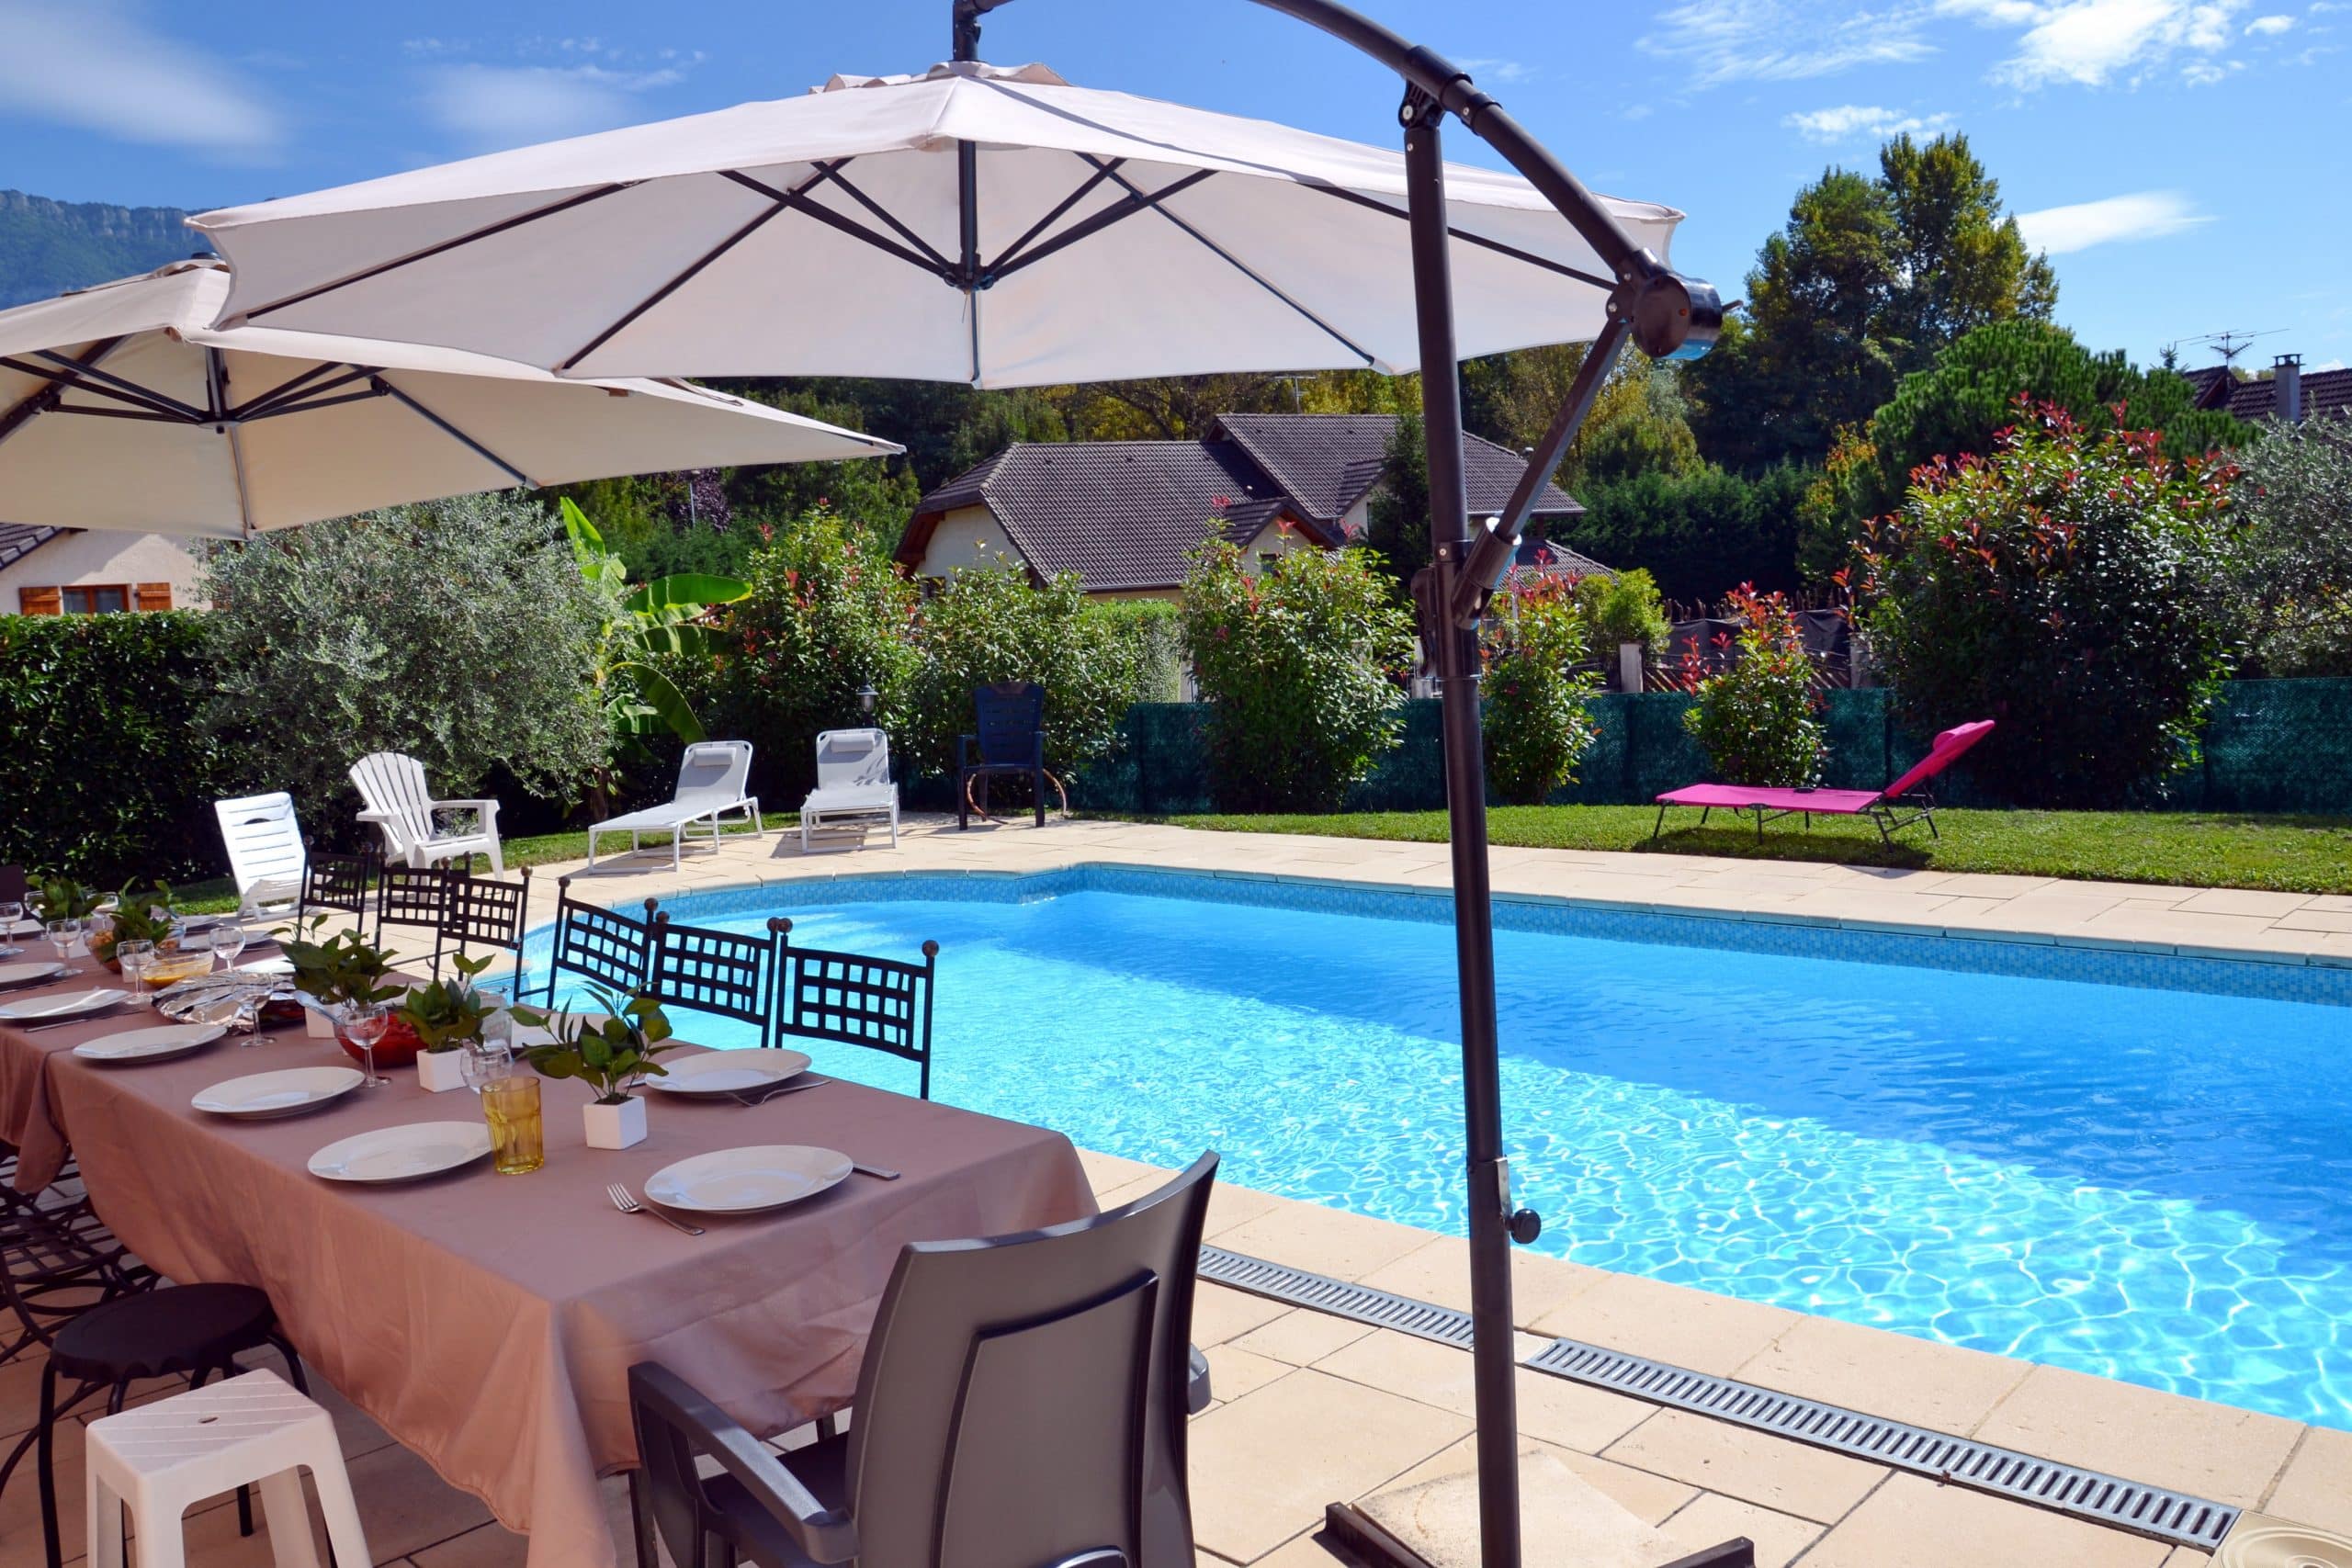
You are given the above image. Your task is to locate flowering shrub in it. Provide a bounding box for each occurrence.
[1679,586,1826,786]
[1482,572,1604,805]
[1182,539,1414,811]
[1851,398,2237,805]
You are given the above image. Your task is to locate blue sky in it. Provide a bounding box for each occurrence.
[3,0,2344,371]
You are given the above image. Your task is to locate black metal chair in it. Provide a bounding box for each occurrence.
[628,1151,1217,1568]
[376,863,452,972]
[646,910,789,1050]
[956,681,1048,829]
[298,846,379,935]
[0,863,27,907]
[541,875,656,1007]
[442,866,533,999]
[775,931,939,1100]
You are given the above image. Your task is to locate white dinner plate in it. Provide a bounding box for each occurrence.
[194,1066,366,1119]
[74,1022,225,1063]
[234,955,294,976]
[0,987,130,1022]
[647,1050,812,1097]
[3,919,37,938]
[0,961,66,987]
[643,1145,851,1214]
[309,1122,494,1184]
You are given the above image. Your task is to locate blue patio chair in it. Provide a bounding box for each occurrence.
[956,681,1047,829]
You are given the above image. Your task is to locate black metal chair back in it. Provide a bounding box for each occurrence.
[957,682,1048,829]
[0,864,27,907]
[298,847,378,929]
[628,1152,1216,1568]
[441,867,532,999]
[376,863,451,973]
[778,934,939,1099]
[645,911,787,1049]
[541,875,654,1006]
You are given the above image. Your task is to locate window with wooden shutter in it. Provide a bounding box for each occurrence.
[133,581,173,612]
[17,585,62,615]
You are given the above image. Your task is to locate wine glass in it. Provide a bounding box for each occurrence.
[45,919,81,966]
[459,1039,514,1095]
[116,939,155,1007]
[342,1003,391,1089]
[208,921,249,973]
[0,899,21,957]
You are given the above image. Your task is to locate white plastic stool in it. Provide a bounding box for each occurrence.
[84,1368,371,1568]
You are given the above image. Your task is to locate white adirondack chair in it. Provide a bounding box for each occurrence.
[799,728,899,852]
[348,752,504,872]
[587,740,763,871]
[212,792,306,917]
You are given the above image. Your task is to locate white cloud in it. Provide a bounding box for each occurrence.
[1939,0,2248,86]
[1639,1,1940,86]
[423,62,687,150]
[1786,104,1956,141]
[1456,58,1538,85]
[2015,189,2209,252]
[2245,12,2298,28]
[0,0,281,155]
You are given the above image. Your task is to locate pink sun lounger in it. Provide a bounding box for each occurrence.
[1653,719,1996,843]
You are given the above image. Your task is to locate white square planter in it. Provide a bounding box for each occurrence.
[416,1050,470,1093]
[583,1096,647,1151]
[303,1005,336,1040]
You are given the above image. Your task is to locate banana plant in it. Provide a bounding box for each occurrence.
[562,497,748,751]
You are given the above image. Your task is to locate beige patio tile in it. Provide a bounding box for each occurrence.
[1204,1181,1287,1237]
[1193,1282,1294,1348]
[1971,1365,2303,1507]
[1600,1410,1884,1523]
[1076,1145,1172,1197]
[1656,1492,1821,1568]
[1185,1370,1471,1562]
[1797,1473,2170,1568]
[2176,888,2315,918]
[1312,1329,1652,1454]
[1527,1273,1801,1378]
[1213,1200,1437,1283]
[409,1519,532,1566]
[1204,1345,1295,1406]
[2262,1425,2352,1534]
[1915,873,2059,898]
[1780,888,1961,925]
[1245,1528,1355,1568]
[2077,907,2282,948]
[1732,1314,2031,1433]
[1357,1236,1609,1329]
[2270,909,2352,934]
[1386,1435,1699,1527]
[1232,1308,1378,1367]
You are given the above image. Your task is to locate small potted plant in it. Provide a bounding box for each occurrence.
[277,917,421,1062]
[398,954,502,1092]
[513,984,676,1150]
[83,881,179,973]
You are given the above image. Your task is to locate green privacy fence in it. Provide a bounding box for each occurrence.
[1070,680,2352,817]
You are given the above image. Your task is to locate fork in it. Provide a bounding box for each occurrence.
[724,1075,830,1108]
[607,1181,705,1236]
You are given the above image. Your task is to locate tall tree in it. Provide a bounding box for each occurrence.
[1687,133,2056,473]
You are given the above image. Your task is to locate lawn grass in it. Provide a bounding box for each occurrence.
[1113,806,2352,895]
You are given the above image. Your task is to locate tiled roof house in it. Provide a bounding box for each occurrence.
[2187,355,2352,425]
[897,412,1601,598]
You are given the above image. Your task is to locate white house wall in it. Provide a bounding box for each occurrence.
[912,504,1026,581]
[0,530,207,613]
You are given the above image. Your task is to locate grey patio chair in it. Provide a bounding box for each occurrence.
[628,1150,1218,1568]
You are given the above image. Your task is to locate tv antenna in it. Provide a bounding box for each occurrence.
[2170,328,2286,368]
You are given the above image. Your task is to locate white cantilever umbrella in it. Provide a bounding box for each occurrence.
[189,61,1684,388]
[0,257,900,537]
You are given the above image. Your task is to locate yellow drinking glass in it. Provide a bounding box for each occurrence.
[481,1077,545,1175]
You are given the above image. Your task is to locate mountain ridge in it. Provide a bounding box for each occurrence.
[0,190,208,310]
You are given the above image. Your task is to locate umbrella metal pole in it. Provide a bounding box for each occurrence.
[1403,98,1522,1568]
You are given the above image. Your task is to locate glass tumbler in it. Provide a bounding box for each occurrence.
[481,1076,545,1175]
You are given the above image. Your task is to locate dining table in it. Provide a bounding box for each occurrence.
[0,946,1098,1568]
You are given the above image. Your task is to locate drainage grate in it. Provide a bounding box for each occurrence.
[1523,1338,2237,1551]
[1195,1244,2236,1553]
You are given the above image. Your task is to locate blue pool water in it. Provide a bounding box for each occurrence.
[534,872,2352,1428]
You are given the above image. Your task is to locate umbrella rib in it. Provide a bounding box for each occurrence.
[982,158,1126,276]
[557,169,824,373]
[373,377,537,488]
[1078,155,1375,367]
[720,167,955,280]
[1300,183,1616,291]
[3,354,202,423]
[0,336,123,449]
[807,164,954,273]
[237,386,393,423]
[225,359,366,420]
[985,167,1216,283]
[241,183,633,321]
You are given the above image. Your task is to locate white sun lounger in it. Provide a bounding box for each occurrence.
[799,728,899,852]
[588,740,763,871]
[213,792,307,917]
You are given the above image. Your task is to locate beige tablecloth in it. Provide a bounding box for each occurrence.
[2,968,1095,1568]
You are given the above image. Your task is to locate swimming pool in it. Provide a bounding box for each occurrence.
[530,867,2352,1429]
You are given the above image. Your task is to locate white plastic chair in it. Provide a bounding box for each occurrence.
[85,1368,372,1568]
[348,751,503,872]
[799,728,899,852]
[212,792,306,918]
[587,739,762,871]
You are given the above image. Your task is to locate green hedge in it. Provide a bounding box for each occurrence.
[0,613,249,886]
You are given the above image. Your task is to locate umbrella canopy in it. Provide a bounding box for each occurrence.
[190,61,1685,389]
[0,257,900,537]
